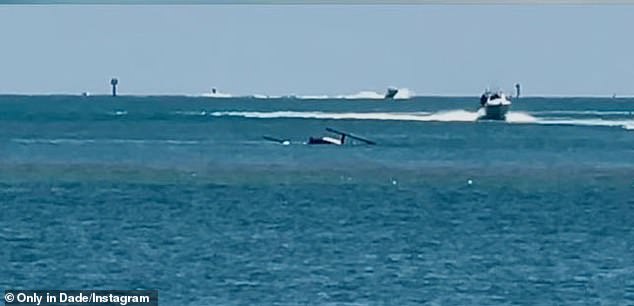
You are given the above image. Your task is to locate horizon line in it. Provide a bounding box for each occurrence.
[0,93,631,99]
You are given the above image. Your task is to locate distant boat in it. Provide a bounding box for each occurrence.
[478,91,511,120]
[384,87,398,99]
[203,88,232,98]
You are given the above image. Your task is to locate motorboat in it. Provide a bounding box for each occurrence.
[384,87,398,99]
[479,91,511,120]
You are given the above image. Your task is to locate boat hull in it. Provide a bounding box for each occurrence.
[481,104,510,120]
[384,88,398,99]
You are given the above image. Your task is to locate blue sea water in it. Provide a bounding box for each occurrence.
[1,95,633,305]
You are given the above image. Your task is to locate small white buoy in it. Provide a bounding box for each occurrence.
[467,179,473,185]
[392,179,397,185]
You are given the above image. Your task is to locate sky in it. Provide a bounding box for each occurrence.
[0,5,633,96]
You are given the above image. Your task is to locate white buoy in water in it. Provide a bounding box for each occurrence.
[467,179,473,185]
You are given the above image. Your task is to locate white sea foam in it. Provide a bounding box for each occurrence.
[200,91,233,98]
[337,91,384,100]
[209,110,493,122]
[537,118,634,130]
[530,110,634,116]
[295,95,331,100]
[393,88,414,99]
[172,110,208,116]
[506,112,539,123]
[208,109,634,130]
[209,111,448,121]
[12,138,97,145]
[192,87,417,100]
[107,110,128,116]
[92,102,634,133]
[251,94,282,99]
[294,88,414,100]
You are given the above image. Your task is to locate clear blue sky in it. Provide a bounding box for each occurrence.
[0,5,632,96]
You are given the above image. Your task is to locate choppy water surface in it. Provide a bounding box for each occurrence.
[1,95,633,305]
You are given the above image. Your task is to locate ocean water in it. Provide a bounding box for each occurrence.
[1,95,633,305]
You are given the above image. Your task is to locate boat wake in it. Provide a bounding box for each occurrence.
[538,118,634,130]
[292,88,414,100]
[207,110,634,130]
[209,110,472,122]
[209,110,534,123]
[530,110,634,116]
[200,91,233,98]
[196,88,415,100]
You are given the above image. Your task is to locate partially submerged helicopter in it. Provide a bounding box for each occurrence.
[263,128,376,146]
